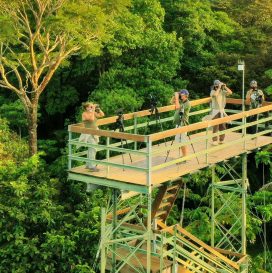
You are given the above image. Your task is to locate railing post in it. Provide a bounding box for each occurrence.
[101,208,106,273]
[211,165,215,247]
[242,153,247,255]
[146,135,152,186]
[172,225,177,273]
[106,137,110,177]
[112,189,117,272]
[146,136,152,273]
[205,127,209,164]
[68,130,72,170]
[160,232,164,273]
[134,114,138,150]
[152,218,157,253]
[243,113,247,150]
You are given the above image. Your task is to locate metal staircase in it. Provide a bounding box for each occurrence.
[104,184,248,273]
[151,180,183,223]
[156,221,247,273]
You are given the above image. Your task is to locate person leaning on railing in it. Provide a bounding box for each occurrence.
[210,80,233,146]
[171,89,191,162]
[246,80,265,134]
[79,102,105,172]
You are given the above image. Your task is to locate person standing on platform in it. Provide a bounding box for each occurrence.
[171,89,191,161]
[246,80,265,134]
[79,102,105,172]
[210,79,232,145]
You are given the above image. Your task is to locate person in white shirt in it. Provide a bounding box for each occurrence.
[210,80,232,145]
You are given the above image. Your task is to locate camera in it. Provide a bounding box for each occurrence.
[150,94,158,107]
[149,94,159,115]
[116,109,124,117]
[256,95,263,104]
[214,83,225,90]
[179,110,184,119]
[251,92,263,105]
[114,109,125,131]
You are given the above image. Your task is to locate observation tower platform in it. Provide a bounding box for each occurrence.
[68,97,272,273]
[68,98,272,192]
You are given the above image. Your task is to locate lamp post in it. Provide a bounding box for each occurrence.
[238,60,245,111]
[238,60,246,150]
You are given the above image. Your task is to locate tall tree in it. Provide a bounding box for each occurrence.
[92,0,184,115]
[161,0,242,92]
[0,0,130,155]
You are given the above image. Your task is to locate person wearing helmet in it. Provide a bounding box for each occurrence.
[246,80,265,134]
[210,79,233,145]
[171,89,191,160]
[246,80,264,109]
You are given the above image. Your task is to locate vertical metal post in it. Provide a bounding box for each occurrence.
[106,137,110,177]
[146,136,152,273]
[152,218,157,253]
[68,131,72,169]
[211,165,215,247]
[241,153,247,255]
[239,60,246,150]
[101,208,106,273]
[172,226,177,273]
[242,63,246,150]
[205,128,209,164]
[134,114,138,150]
[112,189,117,272]
[242,63,245,113]
[160,232,164,273]
[243,116,247,150]
[211,155,248,257]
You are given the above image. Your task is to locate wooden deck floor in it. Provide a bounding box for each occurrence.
[70,132,272,187]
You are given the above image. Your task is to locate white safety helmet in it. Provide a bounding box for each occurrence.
[250,80,257,88]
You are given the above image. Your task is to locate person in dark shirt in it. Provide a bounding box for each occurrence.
[171,89,191,160]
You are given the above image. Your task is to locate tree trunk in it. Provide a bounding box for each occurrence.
[27,107,38,156]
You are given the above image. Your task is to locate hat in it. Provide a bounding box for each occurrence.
[213,80,221,86]
[179,89,189,96]
[250,80,257,88]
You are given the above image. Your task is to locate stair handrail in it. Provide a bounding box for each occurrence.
[157,220,240,271]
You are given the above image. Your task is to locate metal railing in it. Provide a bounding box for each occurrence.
[156,221,247,273]
[68,98,272,186]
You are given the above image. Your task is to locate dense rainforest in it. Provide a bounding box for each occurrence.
[0,0,272,272]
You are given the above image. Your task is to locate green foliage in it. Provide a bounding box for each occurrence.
[38,139,60,162]
[250,251,272,273]
[1,1,272,271]
[250,191,272,223]
[256,150,272,167]
[264,69,272,95]
[162,0,241,92]
[0,118,28,162]
[91,0,183,115]
[0,121,107,272]
[0,100,28,136]
[0,152,106,272]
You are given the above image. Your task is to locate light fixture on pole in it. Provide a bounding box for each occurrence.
[238,60,245,111]
[238,60,246,147]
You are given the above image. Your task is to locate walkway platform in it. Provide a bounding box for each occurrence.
[68,97,272,192]
[69,132,272,187]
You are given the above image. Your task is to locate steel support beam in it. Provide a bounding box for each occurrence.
[68,172,149,194]
[211,154,248,272]
[241,153,247,255]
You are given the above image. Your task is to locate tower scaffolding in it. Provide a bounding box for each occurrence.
[68,97,272,273]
